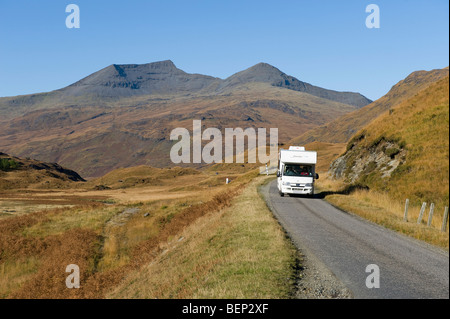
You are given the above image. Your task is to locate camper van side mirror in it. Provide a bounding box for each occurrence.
[315,173,319,180]
[277,171,281,178]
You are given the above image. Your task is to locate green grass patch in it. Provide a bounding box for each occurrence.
[0,158,19,171]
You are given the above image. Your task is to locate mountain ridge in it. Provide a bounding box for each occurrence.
[220,62,372,107]
[0,60,371,110]
[0,83,361,177]
[0,60,377,177]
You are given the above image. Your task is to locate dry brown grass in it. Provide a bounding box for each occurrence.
[22,204,118,238]
[85,166,203,190]
[0,202,113,298]
[292,67,449,145]
[0,256,40,298]
[107,177,295,299]
[316,176,449,249]
[0,163,284,299]
[0,179,246,298]
[350,76,449,206]
[10,228,101,299]
[311,76,449,249]
[0,210,50,260]
[304,142,347,173]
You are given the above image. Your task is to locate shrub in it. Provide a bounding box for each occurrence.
[369,135,385,148]
[346,131,366,152]
[0,158,19,171]
[385,147,400,159]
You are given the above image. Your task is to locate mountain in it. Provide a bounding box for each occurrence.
[329,75,449,205]
[291,67,450,145]
[61,60,221,98]
[0,61,372,177]
[0,60,371,120]
[220,63,372,107]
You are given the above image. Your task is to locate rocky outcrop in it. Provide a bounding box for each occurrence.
[329,135,406,185]
[0,152,85,182]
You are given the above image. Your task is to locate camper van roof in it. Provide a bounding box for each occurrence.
[288,146,305,151]
[280,147,317,164]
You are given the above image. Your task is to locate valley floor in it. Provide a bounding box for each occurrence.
[0,173,297,299]
[1,167,448,299]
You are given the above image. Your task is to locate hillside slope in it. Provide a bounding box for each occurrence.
[0,61,371,119]
[329,76,449,206]
[0,61,371,177]
[218,63,371,107]
[291,67,449,145]
[0,152,85,190]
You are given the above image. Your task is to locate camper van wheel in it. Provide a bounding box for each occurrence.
[280,192,284,197]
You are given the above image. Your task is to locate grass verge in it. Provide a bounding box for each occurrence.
[316,176,449,249]
[107,176,297,299]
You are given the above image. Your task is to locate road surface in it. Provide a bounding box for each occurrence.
[261,180,449,299]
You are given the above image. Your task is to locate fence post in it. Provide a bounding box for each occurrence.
[403,199,409,222]
[427,203,435,227]
[442,207,449,232]
[417,202,427,224]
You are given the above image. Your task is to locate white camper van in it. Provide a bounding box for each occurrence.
[277,146,319,197]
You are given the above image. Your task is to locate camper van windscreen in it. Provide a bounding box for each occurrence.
[283,164,313,177]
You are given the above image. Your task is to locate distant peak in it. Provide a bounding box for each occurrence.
[112,60,178,71]
[254,62,276,68]
[223,62,288,85]
[147,60,176,68]
[248,62,281,71]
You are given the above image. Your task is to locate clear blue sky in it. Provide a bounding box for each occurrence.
[0,0,448,100]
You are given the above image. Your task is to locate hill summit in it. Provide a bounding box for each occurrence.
[221,63,372,107]
[62,60,220,97]
[8,60,371,108]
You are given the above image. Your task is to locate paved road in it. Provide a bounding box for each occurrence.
[261,180,449,299]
